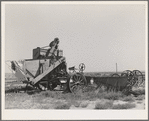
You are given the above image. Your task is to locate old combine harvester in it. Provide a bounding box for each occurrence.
[7,38,87,93]
[6,38,145,95]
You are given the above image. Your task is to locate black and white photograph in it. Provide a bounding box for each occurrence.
[2,1,148,120]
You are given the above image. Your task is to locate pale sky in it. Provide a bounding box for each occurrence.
[4,2,147,72]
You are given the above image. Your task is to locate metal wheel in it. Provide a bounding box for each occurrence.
[79,63,85,72]
[132,70,143,87]
[121,70,134,81]
[111,73,120,77]
[68,73,87,93]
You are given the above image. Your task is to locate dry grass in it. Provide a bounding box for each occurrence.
[137,101,142,104]
[5,89,126,109]
[83,85,97,92]
[5,71,145,110]
[80,101,89,108]
[5,90,142,109]
[121,95,135,102]
[133,88,145,95]
[135,95,145,100]
[5,93,33,109]
[102,92,125,100]
[95,100,113,109]
[6,87,126,102]
[112,103,136,109]
[68,100,81,107]
[54,102,71,109]
[5,83,145,109]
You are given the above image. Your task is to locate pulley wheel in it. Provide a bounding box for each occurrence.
[79,63,85,72]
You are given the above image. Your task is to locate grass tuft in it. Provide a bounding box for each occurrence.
[80,101,89,108]
[103,92,125,100]
[68,100,80,107]
[112,103,136,109]
[83,85,97,92]
[121,95,135,102]
[95,100,113,109]
[40,90,126,102]
[133,88,145,95]
[137,101,142,104]
[135,95,145,100]
[54,103,71,109]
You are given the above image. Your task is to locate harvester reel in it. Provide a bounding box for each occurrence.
[132,70,143,87]
[79,63,85,72]
[111,73,120,77]
[68,73,87,93]
[121,70,134,81]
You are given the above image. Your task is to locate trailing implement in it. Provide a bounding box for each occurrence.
[85,70,144,95]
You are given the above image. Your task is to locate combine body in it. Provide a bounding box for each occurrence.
[9,38,87,93]
[10,38,71,91]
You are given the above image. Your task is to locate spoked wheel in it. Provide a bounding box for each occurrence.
[121,70,134,81]
[68,73,87,94]
[111,73,120,77]
[132,70,143,87]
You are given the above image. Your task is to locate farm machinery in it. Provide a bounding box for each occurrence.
[7,38,87,93]
[85,70,145,95]
[6,38,145,95]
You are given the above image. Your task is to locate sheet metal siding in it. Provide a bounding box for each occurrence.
[24,59,50,77]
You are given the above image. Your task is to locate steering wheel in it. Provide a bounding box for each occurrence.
[79,63,85,72]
